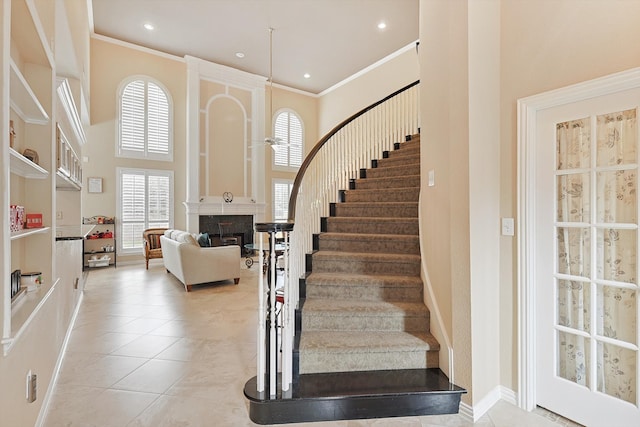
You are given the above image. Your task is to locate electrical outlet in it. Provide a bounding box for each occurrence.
[56,211,63,220]
[26,371,36,403]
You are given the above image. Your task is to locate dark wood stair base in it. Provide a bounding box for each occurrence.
[244,368,466,424]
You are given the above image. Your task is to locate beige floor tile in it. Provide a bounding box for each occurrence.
[56,353,149,388]
[126,394,253,427]
[487,400,559,427]
[109,334,181,358]
[112,359,189,393]
[67,331,142,354]
[60,388,159,427]
[42,384,106,427]
[111,317,171,334]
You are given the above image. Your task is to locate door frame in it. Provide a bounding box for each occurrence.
[517,66,640,411]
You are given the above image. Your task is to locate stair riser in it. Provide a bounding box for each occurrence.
[318,238,419,255]
[355,175,420,190]
[325,219,418,235]
[312,258,421,276]
[366,164,420,179]
[334,204,418,218]
[300,350,439,374]
[344,188,419,203]
[305,284,423,302]
[303,314,429,332]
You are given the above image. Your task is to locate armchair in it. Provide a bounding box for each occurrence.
[143,228,168,269]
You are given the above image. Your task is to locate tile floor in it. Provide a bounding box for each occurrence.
[42,262,580,427]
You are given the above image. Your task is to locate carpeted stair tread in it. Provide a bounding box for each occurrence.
[333,201,418,218]
[376,156,420,168]
[354,175,420,190]
[305,272,424,302]
[299,331,439,353]
[324,217,418,235]
[313,250,421,264]
[306,272,423,288]
[312,251,421,276]
[317,233,419,254]
[343,187,419,203]
[366,163,420,179]
[302,299,430,332]
[303,299,429,317]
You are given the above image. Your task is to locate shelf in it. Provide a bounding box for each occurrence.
[84,250,115,255]
[56,169,81,190]
[4,279,57,355]
[9,147,49,179]
[10,226,51,241]
[9,59,49,124]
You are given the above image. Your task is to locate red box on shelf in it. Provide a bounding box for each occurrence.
[25,213,43,228]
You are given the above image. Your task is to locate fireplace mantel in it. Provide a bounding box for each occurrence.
[183,198,266,219]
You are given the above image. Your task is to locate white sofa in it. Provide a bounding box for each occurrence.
[160,229,240,292]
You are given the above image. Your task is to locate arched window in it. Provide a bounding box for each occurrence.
[273,110,303,168]
[118,76,173,161]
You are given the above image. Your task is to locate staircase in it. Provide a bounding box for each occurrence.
[298,133,440,374]
[245,133,465,424]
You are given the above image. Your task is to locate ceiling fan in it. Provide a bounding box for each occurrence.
[250,27,289,152]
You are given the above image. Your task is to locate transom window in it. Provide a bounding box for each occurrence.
[118,76,173,161]
[273,110,303,169]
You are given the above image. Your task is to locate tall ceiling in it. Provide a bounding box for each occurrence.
[90,0,419,94]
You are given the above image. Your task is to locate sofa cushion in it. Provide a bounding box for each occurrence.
[197,232,211,247]
[164,229,198,246]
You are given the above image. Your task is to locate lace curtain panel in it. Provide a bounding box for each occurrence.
[556,109,637,404]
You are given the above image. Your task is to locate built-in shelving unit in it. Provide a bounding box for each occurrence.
[2,0,56,355]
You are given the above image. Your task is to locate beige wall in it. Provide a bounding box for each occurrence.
[420,0,475,404]
[318,47,419,136]
[87,37,187,264]
[499,0,640,392]
[420,0,640,410]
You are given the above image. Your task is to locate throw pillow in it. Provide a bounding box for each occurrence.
[197,232,211,247]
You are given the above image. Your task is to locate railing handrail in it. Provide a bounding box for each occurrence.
[287,80,420,222]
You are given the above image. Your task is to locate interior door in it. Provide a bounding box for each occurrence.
[536,89,640,426]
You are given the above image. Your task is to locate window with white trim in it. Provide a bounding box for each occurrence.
[273,179,294,221]
[273,110,303,169]
[117,168,174,253]
[118,76,173,161]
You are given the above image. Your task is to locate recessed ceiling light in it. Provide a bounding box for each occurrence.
[143,23,155,31]
[377,22,387,30]
[235,52,245,58]
[303,73,311,79]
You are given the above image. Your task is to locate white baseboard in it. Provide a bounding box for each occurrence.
[458,386,518,422]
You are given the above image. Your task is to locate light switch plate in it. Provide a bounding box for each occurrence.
[502,218,515,236]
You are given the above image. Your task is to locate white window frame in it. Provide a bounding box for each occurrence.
[117,75,174,162]
[273,178,294,221]
[116,167,174,255]
[272,108,303,171]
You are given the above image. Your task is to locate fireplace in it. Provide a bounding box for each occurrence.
[199,215,253,254]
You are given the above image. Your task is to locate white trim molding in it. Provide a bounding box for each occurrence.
[517,66,640,411]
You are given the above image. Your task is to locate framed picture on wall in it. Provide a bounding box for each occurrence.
[88,177,103,193]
